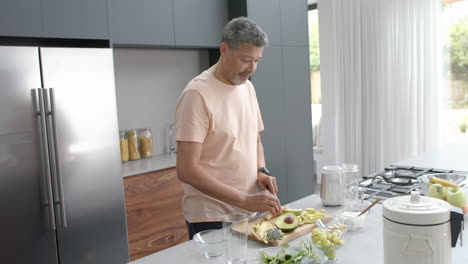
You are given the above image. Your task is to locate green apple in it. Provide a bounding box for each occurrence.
[446,187,466,208]
[427,183,446,200]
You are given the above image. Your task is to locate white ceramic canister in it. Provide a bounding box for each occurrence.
[320,166,343,206]
[382,191,452,264]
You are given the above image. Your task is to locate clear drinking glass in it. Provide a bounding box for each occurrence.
[342,163,360,210]
[222,213,249,264]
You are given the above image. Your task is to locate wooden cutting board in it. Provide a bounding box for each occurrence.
[230,214,332,246]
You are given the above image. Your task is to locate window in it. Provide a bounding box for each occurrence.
[440,0,468,145]
[308,2,322,151]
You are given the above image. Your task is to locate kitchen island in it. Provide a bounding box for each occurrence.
[128,193,467,264]
[129,145,468,263]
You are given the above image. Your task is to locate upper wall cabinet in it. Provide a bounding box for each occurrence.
[109,0,175,46]
[280,0,308,46]
[247,0,281,46]
[0,0,43,37]
[0,0,109,39]
[173,0,228,47]
[246,0,308,47]
[42,0,109,39]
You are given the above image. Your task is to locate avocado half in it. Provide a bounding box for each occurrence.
[274,213,299,232]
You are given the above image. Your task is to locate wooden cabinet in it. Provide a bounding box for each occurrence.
[124,167,188,261]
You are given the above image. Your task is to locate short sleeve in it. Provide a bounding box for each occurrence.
[249,82,264,133]
[175,89,210,142]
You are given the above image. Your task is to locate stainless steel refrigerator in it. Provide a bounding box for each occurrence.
[0,46,129,264]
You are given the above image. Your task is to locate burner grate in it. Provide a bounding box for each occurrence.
[359,165,468,203]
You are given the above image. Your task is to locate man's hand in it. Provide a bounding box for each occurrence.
[241,190,282,216]
[257,172,279,195]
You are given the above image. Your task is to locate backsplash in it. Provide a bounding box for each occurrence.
[113,48,209,155]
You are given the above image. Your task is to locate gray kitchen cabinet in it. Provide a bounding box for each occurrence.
[42,0,109,39]
[0,0,109,39]
[246,0,282,46]
[250,46,289,203]
[0,0,43,37]
[280,0,309,46]
[109,0,175,46]
[173,0,228,47]
[229,0,314,203]
[282,46,314,202]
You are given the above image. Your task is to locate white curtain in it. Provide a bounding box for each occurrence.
[318,0,442,175]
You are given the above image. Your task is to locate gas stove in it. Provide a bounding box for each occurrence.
[359,165,468,202]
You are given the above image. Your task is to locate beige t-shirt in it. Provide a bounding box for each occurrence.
[175,65,264,222]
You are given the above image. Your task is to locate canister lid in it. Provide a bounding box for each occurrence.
[382,191,451,225]
[322,166,342,172]
[342,163,358,172]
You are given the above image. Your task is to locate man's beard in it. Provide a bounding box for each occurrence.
[230,72,250,85]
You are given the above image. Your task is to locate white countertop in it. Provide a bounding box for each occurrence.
[128,194,467,264]
[121,153,176,177]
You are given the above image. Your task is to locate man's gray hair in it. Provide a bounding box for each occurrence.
[222,17,269,49]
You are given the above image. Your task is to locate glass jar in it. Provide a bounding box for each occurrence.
[127,129,140,160]
[119,131,129,162]
[342,163,360,210]
[138,128,154,158]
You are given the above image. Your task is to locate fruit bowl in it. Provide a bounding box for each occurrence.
[418,173,468,214]
[308,228,346,262]
[311,242,342,262]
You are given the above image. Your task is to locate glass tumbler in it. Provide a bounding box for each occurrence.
[342,163,360,210]
[222,213,249,264]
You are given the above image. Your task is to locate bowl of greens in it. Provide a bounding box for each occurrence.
[258,242,327,264]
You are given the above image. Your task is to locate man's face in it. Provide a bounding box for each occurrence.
[221,43,264,85]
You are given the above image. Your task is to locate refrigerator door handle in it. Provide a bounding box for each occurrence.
[44,88,67,228]
[33,88,56,230]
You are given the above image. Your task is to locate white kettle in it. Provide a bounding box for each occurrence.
[382,191,452,264]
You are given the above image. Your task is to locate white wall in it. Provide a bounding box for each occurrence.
[113,48,209,155]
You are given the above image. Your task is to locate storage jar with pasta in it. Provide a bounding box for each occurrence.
[138,128,154,158]
[119,131,129,162]
[127,129,140,160]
